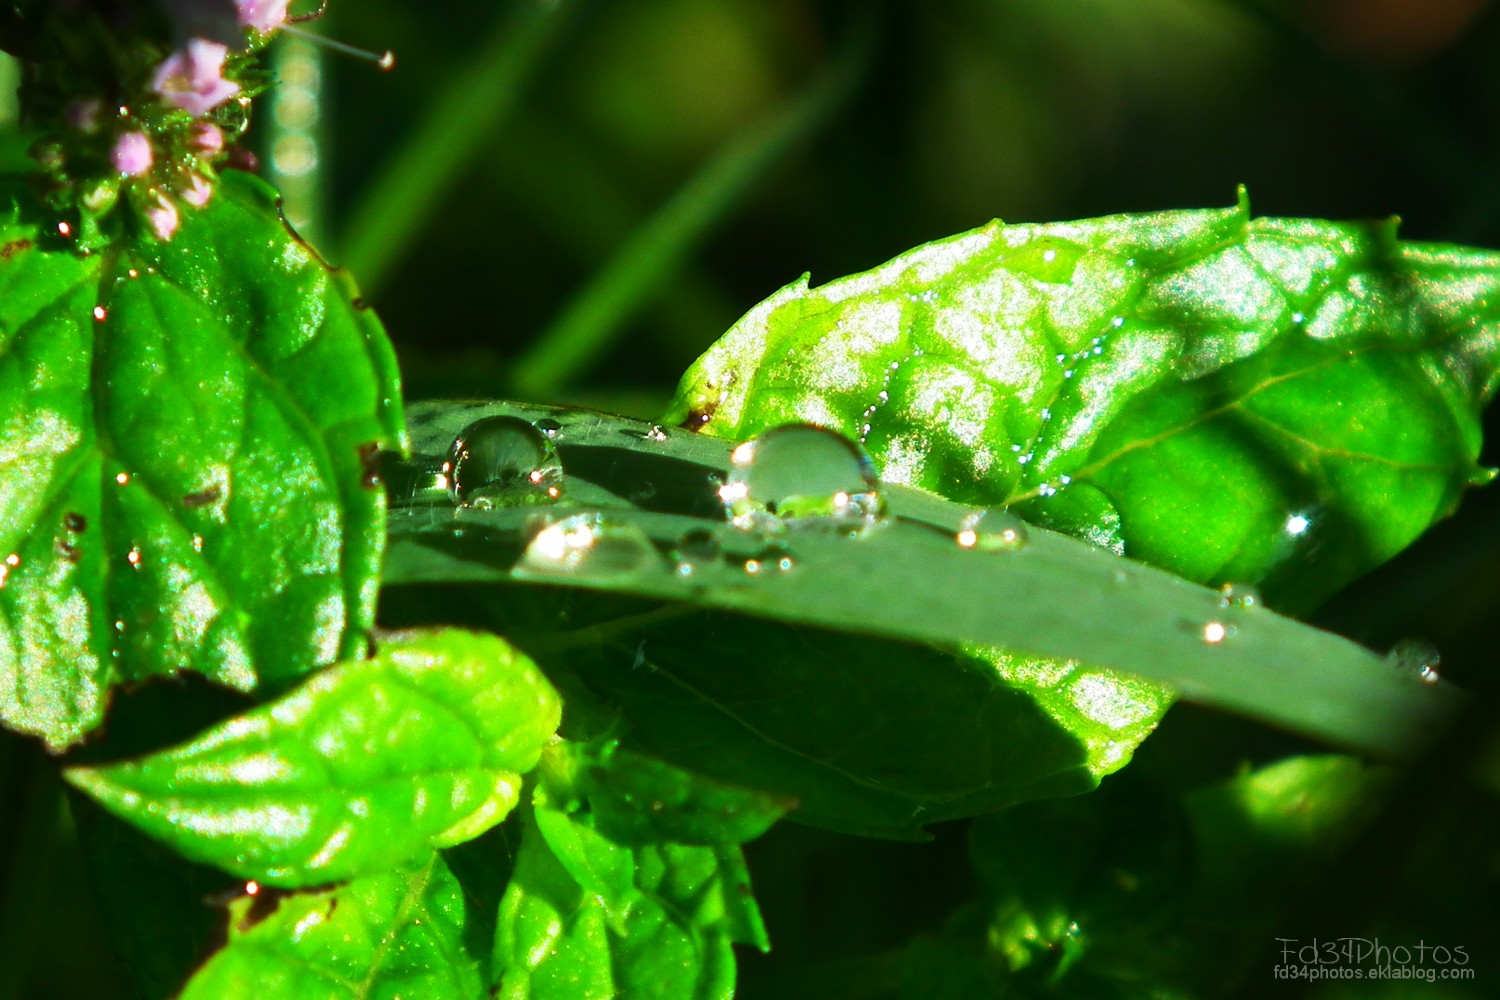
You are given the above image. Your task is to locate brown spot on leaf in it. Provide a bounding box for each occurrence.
[64,512,86,532]
[357,442,382,488]
[182,486,222,508]
[1,238,33,261]
[56,540,79,563]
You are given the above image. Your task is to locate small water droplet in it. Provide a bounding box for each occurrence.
[516,514,658,577]
[645,423,669,443]
[1385,639,1441,685]
[671,529,720,576]
[1111,316,1125,328]
[1216,582,1261,610]
[955,509,1029,552]
[448,415,564,508]
[64,512,86,532]
[1201,621,1232,645]
[92,305,107,322]
[192,534,204,553]
[126,546,142,569]
[1291,312,1305,325]
[720,424,886,534]
[115,471,130,486]
[1284,513,1311,537]
[534,417,562,439]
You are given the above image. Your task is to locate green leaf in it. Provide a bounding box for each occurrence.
[663,196,1500,614]
[493,776,767,1000]
[178,854,486,1000]
[0,170,404,749]
[64,627,560,886]
[551,737,793,847]
[381,401,1460,838]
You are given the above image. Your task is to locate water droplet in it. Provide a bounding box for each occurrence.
[671,529,720,576]
[115,471,130,486]
[645,423,669,443]
[534,417,562,439]
[92,305,107,321]
[516,514,658,577]
[1201,621,1232,645]
[720,424,886,534]
[1291,312,1305,325]
[448,415,564,508]
[955,509,1029,552]
[64,512,86,532]
[1216,582,1261,610]
[1007,236,1087,283]
[1385,639,1441,685]
[126,546,142,569]
[1111,316,1125,328]
[1284,513,1311,537]
[192,534,204,553]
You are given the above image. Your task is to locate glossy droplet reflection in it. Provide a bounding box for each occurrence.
[955,509,1028,552]
[719,424,886,533]
[517,514,659,578]
[1385,639,1441,685]
[447,415,564,508]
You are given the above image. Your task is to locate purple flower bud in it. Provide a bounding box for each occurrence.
[145,194,181,240]
[180,173,214,207]
[238,0,290,33]
[111,131,154,177]
[189,121,225,153]
[151,39,240,116]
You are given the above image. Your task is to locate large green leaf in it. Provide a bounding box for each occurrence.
[663,195,1500,614]
[178,854,486,1000]
[0,171,404,749]
[380,401,1460,839]
[65,628,560,886]
[492,766,768,1000]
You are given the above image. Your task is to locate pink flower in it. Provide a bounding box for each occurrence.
[151,39,240,116]
[180,173,214,207]
[145,193,180,240]
[237,0,289,33]
[188,121,225,153]
[111,131,154,176]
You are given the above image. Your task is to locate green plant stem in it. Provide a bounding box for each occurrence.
[508,11,879,400]
[339,0,585,291]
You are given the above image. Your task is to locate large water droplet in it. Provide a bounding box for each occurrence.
[955,509,1029,552]
[1216,582,1261,610]
[1201,621,1233,645]
[719,424,886,533]
[448,415,564,508]
[1385,639,1440,685]
[516,514,659,577]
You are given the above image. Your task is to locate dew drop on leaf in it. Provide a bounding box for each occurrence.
[671,528,721,576]
[1385,639,1441,685]
[1201,621,1232,645]
[516,513,659,578]
[447,415,565,508]
[534,417,562,439]
[719,424,886,534]
[955,508,1029,552]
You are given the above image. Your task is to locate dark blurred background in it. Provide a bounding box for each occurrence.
[5,1,1500,996]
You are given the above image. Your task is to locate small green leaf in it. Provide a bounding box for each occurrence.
[553,738,794,847]
[178,854,485,1000]
[493,775,768,999]
[664,197,1500,614]
[0,171,404,749]
[64,627,560,886]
